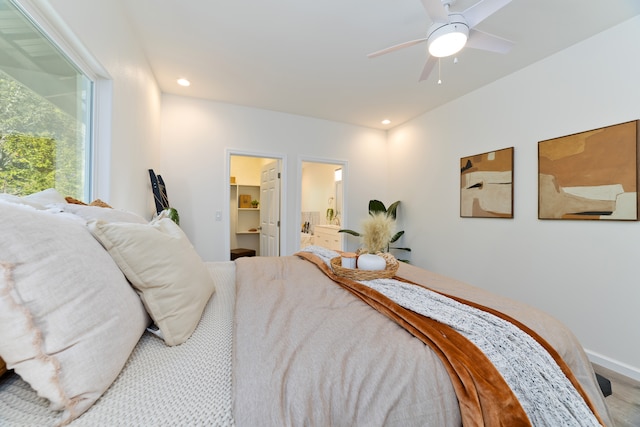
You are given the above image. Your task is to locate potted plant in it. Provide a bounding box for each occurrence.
[251,199,259,208]
[339,199,411,261]
[326,207,335,223]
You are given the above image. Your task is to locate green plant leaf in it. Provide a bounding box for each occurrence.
[389,230,404,243]
[338,229,361,237]
[166,207,180,225]
[368,199,386,215]
[386,201,400,220]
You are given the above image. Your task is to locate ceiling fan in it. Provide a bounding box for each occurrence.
[368,0,514,81]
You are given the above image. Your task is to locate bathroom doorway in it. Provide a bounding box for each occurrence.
[300,159,346,251]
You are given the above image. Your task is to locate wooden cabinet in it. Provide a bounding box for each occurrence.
[314,225,343,251]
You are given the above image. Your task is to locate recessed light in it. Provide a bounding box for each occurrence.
[177,78,191,87]
[381,119,391,125]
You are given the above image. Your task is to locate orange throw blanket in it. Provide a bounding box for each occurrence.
[297,251,606,427]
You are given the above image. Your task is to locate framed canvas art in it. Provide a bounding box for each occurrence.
[460,147,514,218]
[538,120,639,220]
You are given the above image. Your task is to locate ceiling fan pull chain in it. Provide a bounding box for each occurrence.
[438,58,442,85]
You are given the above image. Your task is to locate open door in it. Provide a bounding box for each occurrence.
[260,160,281,256]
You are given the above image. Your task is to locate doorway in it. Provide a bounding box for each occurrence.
[299,159,346,251]
[229,154,282,258]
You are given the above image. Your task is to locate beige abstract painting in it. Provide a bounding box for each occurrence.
[538,120,639,220]
[460,147,514,218]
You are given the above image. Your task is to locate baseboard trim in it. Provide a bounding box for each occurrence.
[586,349,640,382]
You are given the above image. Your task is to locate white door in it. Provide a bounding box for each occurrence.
[260,160,280,256]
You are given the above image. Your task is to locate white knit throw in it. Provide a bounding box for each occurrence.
[304,246,601,427]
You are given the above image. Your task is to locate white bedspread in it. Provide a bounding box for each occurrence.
[0,262,236,427]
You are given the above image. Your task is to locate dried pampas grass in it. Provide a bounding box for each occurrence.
[361,212,396,253]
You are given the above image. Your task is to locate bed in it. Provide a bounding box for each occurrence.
[0,190,612,426]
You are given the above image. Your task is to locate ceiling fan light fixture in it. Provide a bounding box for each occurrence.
[427,22,469,58]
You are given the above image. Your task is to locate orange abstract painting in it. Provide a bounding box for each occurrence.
[460,147,514,218]
[538,121,639,220]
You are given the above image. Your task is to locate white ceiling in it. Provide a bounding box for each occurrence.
[121,0,640,130]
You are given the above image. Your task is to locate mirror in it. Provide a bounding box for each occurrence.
[300,160,345,251]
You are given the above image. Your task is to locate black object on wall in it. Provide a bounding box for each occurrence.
[148,169,169,215]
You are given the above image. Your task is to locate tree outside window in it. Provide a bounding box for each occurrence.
[0,0,93,199]
[0,72,85,197]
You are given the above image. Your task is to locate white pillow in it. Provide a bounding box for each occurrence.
[54,202,148,224]
[0,201,149,424]
[0,192,50,210]
[88,218,216,346]
[22,187,67,206]
[0,188,68,210]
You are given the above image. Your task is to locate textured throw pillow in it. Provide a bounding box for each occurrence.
[89,198,112,208]
[0,201,149,424]
[88,218,216,346]
[65,195,87,205]
[65,196,112,208]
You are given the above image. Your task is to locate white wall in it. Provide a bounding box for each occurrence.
[388,17,640,379]
[159,95,388,261]
[46,0,161,216]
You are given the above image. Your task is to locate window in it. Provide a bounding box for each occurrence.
[0,0,93,199]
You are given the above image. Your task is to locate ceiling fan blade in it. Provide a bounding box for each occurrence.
[419,0,448,23]
[367,37,428,58]
[463,0,512,28]
[466,29,514,54]
[418,55,438,82]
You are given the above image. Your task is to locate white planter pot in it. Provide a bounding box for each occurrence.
[357,253,386,271]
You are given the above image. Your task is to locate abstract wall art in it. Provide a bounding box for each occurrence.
[460,147,514,218]
[538,120,639,220]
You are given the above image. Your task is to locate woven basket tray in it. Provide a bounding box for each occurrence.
[330,253,399,281]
